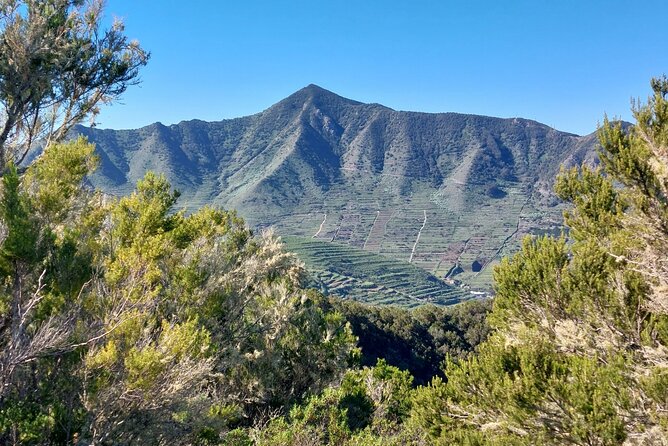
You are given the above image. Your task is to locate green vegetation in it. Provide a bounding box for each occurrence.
[0,0,147,168]
[0,138,488,443]
[283,236,471,306]
[0,138,357,444]
[246,360,421,446]
[81,84,598,296]
[331,298,491,384]
[5,3,668,446]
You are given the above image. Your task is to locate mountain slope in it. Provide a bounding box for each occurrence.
[78,84,600,293]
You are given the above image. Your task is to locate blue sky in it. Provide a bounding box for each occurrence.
[99,1,668,136]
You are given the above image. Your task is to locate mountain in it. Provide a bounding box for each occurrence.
[77,84,600,298]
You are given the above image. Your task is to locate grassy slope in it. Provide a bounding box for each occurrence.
[283,236,471,307]
[81,85,599,302]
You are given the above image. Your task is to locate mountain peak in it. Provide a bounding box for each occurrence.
[278,84,364,109]
[302,83,329,93]
[82,88,601,293]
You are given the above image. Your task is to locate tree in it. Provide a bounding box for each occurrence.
[410,78,668,445]
[331,298,491,384]
[0,150,357,444]
[0,2,147,441]
[0,138,103,444]
[251,360,426,446]
[78,177,356,443]
[0,0,148,167]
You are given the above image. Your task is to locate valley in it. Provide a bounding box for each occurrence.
[79,84,599,304]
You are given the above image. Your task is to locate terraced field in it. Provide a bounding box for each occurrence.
[84,84,595,303]
[283,236,472,307]
[260,175,564,293]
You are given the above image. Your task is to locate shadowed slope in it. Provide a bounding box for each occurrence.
[80,85,601,295]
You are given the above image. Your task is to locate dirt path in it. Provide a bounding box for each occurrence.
[475,199,529,277]
[313,213,327,238]
[409,210,427,263]
[363,211,380,250]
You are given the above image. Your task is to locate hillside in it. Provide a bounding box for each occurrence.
[283,236,471,307]
[78,84,600,293]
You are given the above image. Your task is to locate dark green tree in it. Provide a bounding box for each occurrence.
[0,0,148,167]
[331,298,490,384]
[0,143,357,444]
[410,78,668,445]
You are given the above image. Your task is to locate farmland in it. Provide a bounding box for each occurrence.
[258,173,564,294]
[83,84,595,304]
[283,236,471,307]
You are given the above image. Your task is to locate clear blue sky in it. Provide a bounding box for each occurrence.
[98,0,668,136]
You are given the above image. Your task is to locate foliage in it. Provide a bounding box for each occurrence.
[248,360,428,446]
[331,298,491,384]
[410,334,630,445]
[409,78,668,444]
[0,140,356,444]
[0,138,101,444]
[0,0,148,167]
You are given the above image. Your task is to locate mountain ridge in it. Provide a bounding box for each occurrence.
[93,84,586,137]
[77,84,601,296]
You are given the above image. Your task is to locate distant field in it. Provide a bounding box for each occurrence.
[84,85,587,303]
[282,236,472,307]
[258,175,564,294]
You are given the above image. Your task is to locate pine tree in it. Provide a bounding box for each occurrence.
[411,78,668,445]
